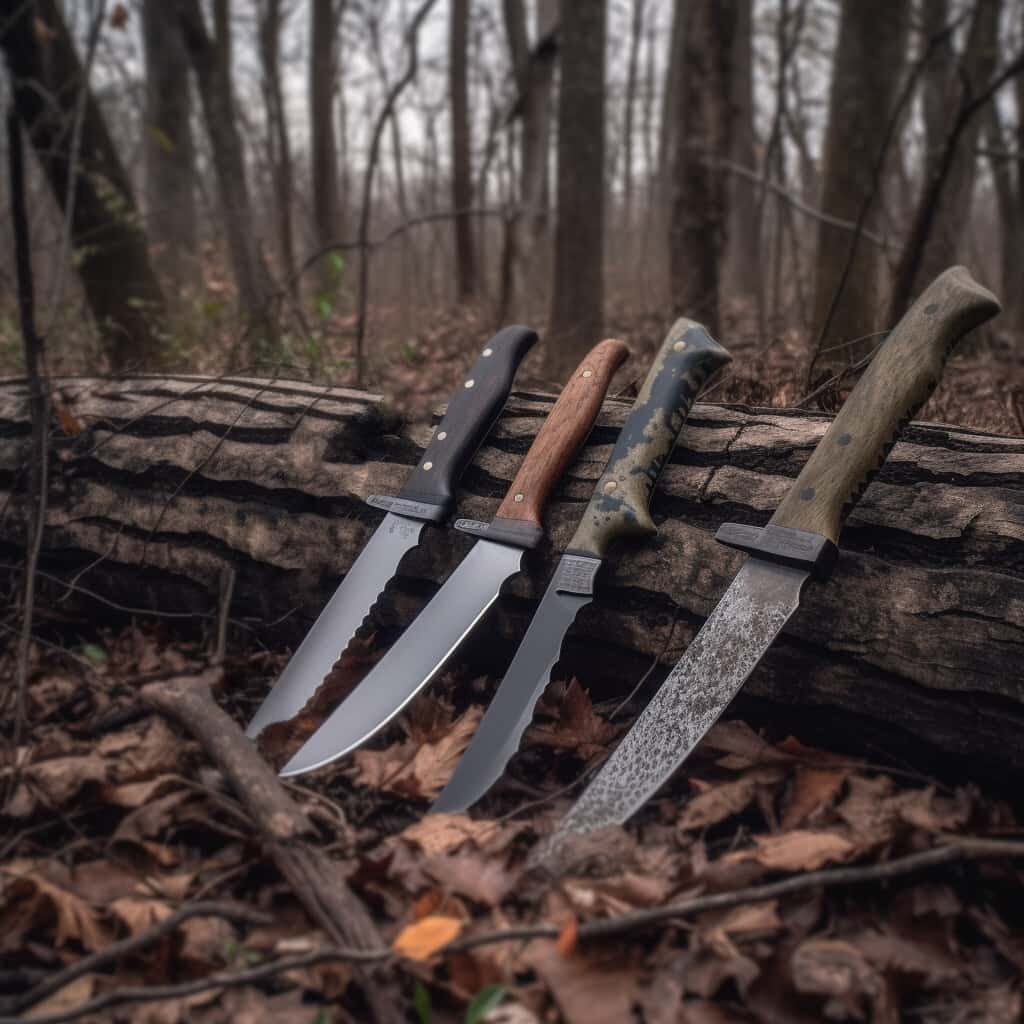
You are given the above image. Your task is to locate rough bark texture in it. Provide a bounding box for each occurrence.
[310,0,343,288]
[668,0,737,337]
[142,0,197,289]
[449,0,476,301]
[811,0,910,370]
[0,0,168,369]
[1,377,1023,782]
[547,0,606,380]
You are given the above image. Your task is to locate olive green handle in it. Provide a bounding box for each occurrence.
[771,266,1000,544]
[566,318,731,559]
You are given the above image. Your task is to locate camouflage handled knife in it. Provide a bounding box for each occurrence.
[539,266,1000,859]
[279,336,631,776]
[246,326,538,738]
[432,318,731,813]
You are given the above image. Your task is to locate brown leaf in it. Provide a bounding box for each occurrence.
[750,831,854,872]
[400,813,508,855]
[423,847,518,907]
[392,915,463,960]
[525,941,640,1024]
[791,938,885,1021]
[23,974,96,1020]
[528,679,620,758]
[110,898,172,936]
[781,767,848,829]
[681,769,782,832]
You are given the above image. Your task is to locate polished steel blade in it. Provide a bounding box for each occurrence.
[279,539,524,776]
[432,565,594,813]
[246,513,425,737]
[547,558,809,845]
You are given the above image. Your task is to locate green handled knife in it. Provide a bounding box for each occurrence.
[432,318,731,813]
[246,326,538,738]
[279,337,630,776]
[539,267,1000,857]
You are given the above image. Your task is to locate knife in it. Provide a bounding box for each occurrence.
[279,336,631,775]
[246,326,538,738]
[540,266,1000,855]
[432,318,732,813]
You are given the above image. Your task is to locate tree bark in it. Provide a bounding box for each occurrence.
[621,0,646,225]
[2,377,1023,781]
[668,0,738,336]
[811,0,910,371]
[547,0,606,380]
[449,0,476,301]
[0,0,168,370]
[178,0,279,361]
[142,0,197,290]
[310,0,343,290]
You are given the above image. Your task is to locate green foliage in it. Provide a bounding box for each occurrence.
[413,981,432,1023]
[465,985,507,1023]
[80,643,107,665]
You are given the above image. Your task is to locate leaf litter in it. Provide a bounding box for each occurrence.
[0,625,1021,1023]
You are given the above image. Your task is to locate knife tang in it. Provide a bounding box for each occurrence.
[566,319,731,560]
[391,325,538,521]
[459,337,630,548]
[769,266,1000,546]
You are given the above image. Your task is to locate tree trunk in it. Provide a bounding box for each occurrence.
[178,0,279,361]
[310,0,343,289]
[668,0,737,337]
[984,103,1020,327]
[258,0,297,288]
[547,0,606,380]
[2,376,1023,782]
[0,0,168,370]
[621,0,646,225]
[141,0,197,291]
[449,0,476,302]
[811,0,910,372]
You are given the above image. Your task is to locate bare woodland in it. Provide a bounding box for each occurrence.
[2,1,1024,1022]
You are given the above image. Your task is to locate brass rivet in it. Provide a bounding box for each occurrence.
[513,493,525,503]
[423,461,433,471]
[673,340,687,352]
[582,369,593,378]
[464,379,475,389]
[437,431,447,440]
[604,480,618,494]
[482,348,494,357]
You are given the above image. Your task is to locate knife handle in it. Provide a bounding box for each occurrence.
[395,325,539,518]
[771,266,1000,544]
[565,319,731,559]
[460,338,629,547]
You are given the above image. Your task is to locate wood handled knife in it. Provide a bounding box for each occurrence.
[246,326,538,737]
[539,266,1000,859]
[279,337,631,776]
[432,318,731,813]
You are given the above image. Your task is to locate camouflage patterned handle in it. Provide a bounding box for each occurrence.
[566,319,731,560]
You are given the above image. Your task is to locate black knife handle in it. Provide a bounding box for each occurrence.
[394,325,539,518]
[565,319,731,560]
[771,266,999,545]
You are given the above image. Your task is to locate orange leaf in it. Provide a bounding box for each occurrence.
[556,917,578,957]
[392,915,463,960]
[412,888,445,920]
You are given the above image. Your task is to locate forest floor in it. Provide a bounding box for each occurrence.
[2,302,1024,1022]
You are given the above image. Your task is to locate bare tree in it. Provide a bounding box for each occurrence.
[668,0,737,336]
[259,0,297,287]
[311,0,344,289]
[449,0,476,301]
[142,0,197,290]
[547,0,606,379]
[178,0,279,360]
[0,0,168,369]
[810,0,910,370]
[621,0,646,223]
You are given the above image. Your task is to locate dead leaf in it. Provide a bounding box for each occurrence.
[24,974,96,1020]
[791,938,885,1020]
[110,898,172,936]
[423,847,518,907]
[525,941,640,1024]
[782,767,848,829]
[392,914,463,960]
[750,831,854,872]
[528,679,619,758]
[681,769,782,831]
[400,813,507,855]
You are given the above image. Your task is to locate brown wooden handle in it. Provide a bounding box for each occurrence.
[493,338,629,535]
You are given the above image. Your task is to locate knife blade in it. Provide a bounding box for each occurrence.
[539,266,1000,857]
[279,336,631,776]
[246,325,538,738]
[431,318,731,813]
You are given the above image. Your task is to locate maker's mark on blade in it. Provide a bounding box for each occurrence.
[539,560,808,856]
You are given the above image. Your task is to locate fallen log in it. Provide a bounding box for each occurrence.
[1,375,1023,779]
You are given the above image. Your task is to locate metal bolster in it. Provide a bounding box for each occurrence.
[554,552,603,596]
[366,494,448,524]
[454,516,544,549]
[715,522,839,581]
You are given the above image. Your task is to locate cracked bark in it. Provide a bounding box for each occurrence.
[1,377,1023,780]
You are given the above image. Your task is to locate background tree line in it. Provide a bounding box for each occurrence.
[0,0,1021,391]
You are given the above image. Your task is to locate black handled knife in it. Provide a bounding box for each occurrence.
[432,318,731,813]
[246,326,538,737]
[539,266,1000,858]
[279,337,630,776]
